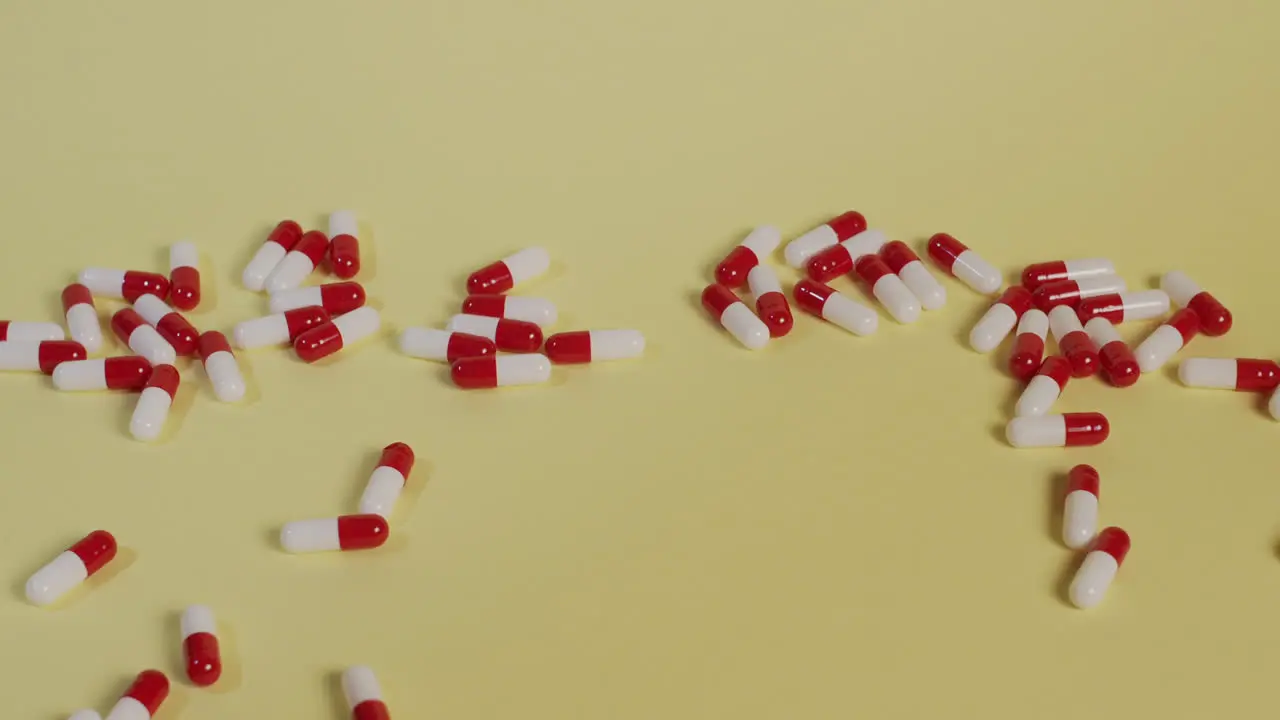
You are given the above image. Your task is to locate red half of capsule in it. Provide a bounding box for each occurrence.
[715,245,761,288]
[1167,307,1201,344]
[545,331,592,363]
[1036,356,1072,390]
[925,233,967,272]
[284,306,332,341]
[701,284,740,319]
[806,244,854,282]
[121,272,170,304]
[70,530,118,575]
[853,255,894,286]
[169,266,201,311]
[319,282,366,314]
[1059,331,1099,378]
[184,632,222,687]
[493,319,543,352]
[1076,293,1125,323]
[1067,464,1100,496]
[1092,527,1130,564]
[445,332,497,362]
[379,442,415,477]
[1020,261,1069,291]
[1009,333,1045,383]
[1098,340,1140,388]
[1234,359,1280,391]
[451,356,499,388]
[62,283,94,311]
[1063,412,1109,447]
[879,240,920,273]
[827,210,868,240]
[338,514,390,550]
[1188,292,1231,336]
[756,292,793,337]
[266,220,304,250]
[461,294,507,318]
[197,331,234,361]
[996,286,1034,316]
[792,279,835,315]
[294,322,343,363]
[37,341,87,374]
[328,234,361,279]
[1031,279,1089,312]
[467,260,514,295]
[106,356,154,390]
[121,670,170,714]
[354,700,392,720]
[293,231,331,266]
[111,308,147,341]
[146,364,180,399]
[156,313,199,356]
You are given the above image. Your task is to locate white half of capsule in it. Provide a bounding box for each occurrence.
[1015,308,1049,341]
[447,314,500,341]
[333,307,381,343]
[716,303,770,350]
[496,354,553,385]
[1083,316,1122,347]
[784,225,838,268]
[53,359,113,391]
[67,711,103,720]
[242,242,288,292]
[1160,270,1202,307]
[25,550,89,606]
[842,229,887,260]
[501,247,551,285]
[3,322,64,342]
[79,268,127,297]
[360,466,407,518]
[170,241,198,270]
[1269,387,1280,420]
[1069,550,1118,609]
[1061,258,1115,279]
[969,303,1018,353]
[1135,325,1185,373]
[819,293,878,336]
[496,296,558,326]
[1047,304,1085,343]
[269,286,326,314]
[105,696,149,720]
[203,350,246,403]
[870,273,921,324]
[1107,289,1170,321]
[125,325,177,366]
[66,304,104,353]
[1063,490,1099,550]
[263,250,318,293]
[133,293,178,327]
[181,604,217,638]
[1177,358,1238,389]
[897,260,947,311]
[330,210,358,238]
[739,225,781,258]
[342,666,385,708]
[1005,415,1068,448]
[0,342,42,371]
[130,385,173,442]
[399,327,454,360]
[585,330,646,360]
[233,314,292,349]
[279,518,342,553]
[746,264,783,303]
[1015,375,1063,417]
[952,249,1003,294]
[1073,275,1127,298]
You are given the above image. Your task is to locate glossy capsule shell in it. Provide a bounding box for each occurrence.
[804,229,887,283]
[854,254,920,324]
[110,309,176,366]
[53,357,153,391]
[970,286,1033,352]
[747,265,794,337]
[461,294,558,327]
[1048,305,1099,378]
[700,284,769,349]
[133,294,199,356]
[62,283,103,353]
[1178,357,1280,391]
[1162,270,1231,336]
[447,314,544,352]
[242,220,303,291]
[1069,527,1130,609]
[234,306,331,349]
[451,354,552,389]
[1135,308,1199,373]
[0,320,64,342]
[881,240,946,310]
[1063,465,1100,550]
[79,268,170,304]
[360,442,415,518]
[1006,412,1110,448]
[328,210,361,279]
[270,282,366,316]
[0,340,86,374]
[467,247,551,294]
[105,670,169,720]
[1015,356,1071,417]
[198,331,246,402]
[1009,309,1048,382]
[25,530,117,606]
[1032,276,1127,312]
[545,330,645,363]
[1077,290,1170,324]
[792,279,877,336]
[926,233,1001,294]
[181,605,222,687]
[264,230,329,293]
[294,307,382,363]
[783,210,867,268]
[399,328,497,362]
[130,364,179,442]
[168,241,201,310]
[1269,387,1280,421]
[280,514,390,552]
[343,666,391,720]
[1021,258,1115,291]
[715,225,781,288]
[1084,317,1140,388]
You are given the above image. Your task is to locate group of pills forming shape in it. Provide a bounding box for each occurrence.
[397,246,645,388]
[1057,465,1132,609]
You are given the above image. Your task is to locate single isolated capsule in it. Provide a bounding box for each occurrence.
[1135,307,1199,373]
[62,283,104,353]
[700,284,769,349]
[343,666,392,720]
[53,357,153,391]
[198,331,246,403]
[545,330,645,364]
[133,294,199,356]
[0,340,85,374]
[130,364,179,442]
[1048,305,1099,378]
[1021,258,1115,292]
[399,328,496,362]
[1083,317,1140,388]
[460,294,558,327]
[1162,270,1232,336]
[792,279,878,336]
[280,514,390,553]
[1077,290,1170,324]
[168,241,201,310]
[264,230,329,293]
[1006,412,1110,448]
[181,604,223,687]
[242,220,303,291]
[881,240,946,311]
[294,307,382,363]
[1069,527,1130,609]
[0,320,64,342]
[25,529,117,606]
[360,442,415,518]
[104,670,169,720]
[969,286,1033,353]
[747,265,794,337]
[783,210,867,268]
[270,282,366,316]
[1009,309,1049,382]
[111,309,176,365]
[715,225,781,288]
[328,210,361,279]
[854,254,920,324]
[1015,356,1071,417]
[79,268,170,303]
[1032,276,1127,312]
[926,233,1002,294]
[447,313,544,352]
[452,354,552,389]
[467,247,551,294]
[1063,465,1100,550]
[1178,357,1280,391]
[234,306,331,349]
[805,229,887,283]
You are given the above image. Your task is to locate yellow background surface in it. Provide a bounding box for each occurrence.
[2,2,1279,718]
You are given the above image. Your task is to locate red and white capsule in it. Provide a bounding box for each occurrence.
[880,240,946,310]
[854,254,920,324]
[1077,290,1170,324]
[53,357,153,391]
[130,364,179,442]
[1135,307,1199,373]
[105,670,169,720]
[0,340,85,373]
[62,283,103,353]
[242,220,303,291]
[25,529,117,606]
[1032,276,1127,313]
[783,211,867,268]
[1069,527,1130,609]
[328,210,361,279]
[1008,309,1048,382]
[460,294,558,327]
[700,284,770,349]
[926,233,1002,294]
[447,314,544,352]
[264,230,329,293]
[1178,357,1280,391]
[0,320,63,342]
[79,268,170,303]
[399,328,497,362]
[747,265,794,337]
[451,354,552,389]
[1015,356,1071,417]
[1083,317,1140,388]
[233,306,331,349]
[804,229,887,283]
[133,294,199,356]
[715,225,782,288]
[1020,258,1115,292]
[181,605,222,687]
[1063,465,1100,550]
[545,330,645,364]
[111,309,176,365]
[1162,270,1232,336]
[294,307,383,363]
[198,331,245,403]
[467,247,551,294]
[280,514,390,553]
[168,241,201,310]
[970,286,1033,352]
[359,442,415,518]
[343,666,392,720]
[270,282,367,316]
[1005,412,1110,448]
[1048,305,1099,378]
[792,279,878,336]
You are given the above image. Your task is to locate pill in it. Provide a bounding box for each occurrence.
[343,666,391,720]
[747,265,794,337]
[130,364,179,442]
[1135,307,1199,373]
[0,340,85,373]
[1009,309,1048,382]
[467,247,551,294]
[104,670,169,720]
[133,294,199,356]
[53,357,153,391]
[264,230,329,293]
[715,225,781,288]
[1178,357,1280,391]
[1016,356,1071,417]
[447,313,544,352]
[700,284,769,349]
[79,268,170,303]
[1063,465,1100,550]
[234,306,332,349]
[1083,317,1140,388]
[880,240,946,311]
[0,321,64,342]
[1006,412,1109,448]
[328,210,361,279]
[168,241,201,311]
[399,328,497,362]
[792,279,878,336]
[852,254,919,324]
[1048,305,1099,378]
[1162,270,1231,336]
[783,211,867,268]
[198,331,246,403]
[294,307,382,363]
[360,442,415,518]
[460,295,558,327]
[110,309,176,365]
[1032,276,1127,312]
[62,284,103,353]
[969,286,1033,352]
[181,604,223,687]
[1269,387,1280,421]
[452,354,552,388]
[1077,290,1170,324]
[280,514,389,553]
[545,330,645,363]
[805,229,887,282]
[25,529,117,606]
[926,233,1002,294]
[242,220,303,292]
[1021,258,1115,292]
[67,711,101,720]
[1069,527,1130,609]
[270,282,366,316]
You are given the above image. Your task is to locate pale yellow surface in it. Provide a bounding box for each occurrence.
[2,2,1280,718]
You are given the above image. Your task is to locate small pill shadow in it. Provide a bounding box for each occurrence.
[328,670,349,718]
[1046,470,1067,545]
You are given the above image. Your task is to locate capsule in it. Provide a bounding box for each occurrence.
[700,284,770,349]
[242,220,303,291]
[792,279,878,336]
[747,265,794,337]
[1006,412,1110,448]
[460,294,558,327]
[969,286,1032,352]
[104,670,169,720]
[451,354,552,389]
[715,225,781,288]
[197,332,245,403]
[1032,276,1127,312]
[264,230,329,293]
[62,284,103,353]
[294,307,382,363]
[399,328,497,362]
[1016,356,1071,417]
[925,233,1002,294]
[1047,305,1099,378]
[783,211,867,268]
[1270,387,1280,421]
[545,330,645,363]
[111,309,176,365]
[79,268,170,304]
[25,529,117,606]
[130,364,179,442]
[1009,309,1048,382]
[328,210,361,279]
[880,240,946,310]
[343,666,391,720]
[53,357,153,391]
[1135,307,1199,373]
[168,241,201,311]
[447,313,544,352]
[132,294,198,356]
[1021,258,1115,291]
[234,306,331,349]
[1069,527,1130,609]
[181,605,222,687]
[0,320,63,342]
[854,254,920,324]
[805,229,887,282]
[1178,357,1280,391]
[360,442,415,518]
[1063,465,1100,550]
[0,340,85,373]
[1162,270,1231,336]
[280,514,389,552]
[1083,317,1139,388]
[467,247,551,294]
[1077,290,1169,324]
[270,282,366,316]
